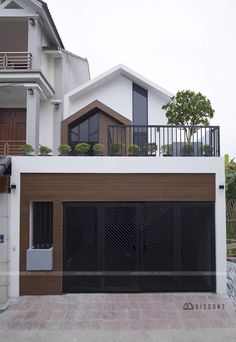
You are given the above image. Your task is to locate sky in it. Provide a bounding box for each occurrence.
[46,0,236,158]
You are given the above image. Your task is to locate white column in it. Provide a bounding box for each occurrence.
[26,89,40,155]
[28,17,41,70]
[53,105,62,155]
[215,167,227,294]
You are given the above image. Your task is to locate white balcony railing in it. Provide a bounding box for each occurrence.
[0,52,32,70]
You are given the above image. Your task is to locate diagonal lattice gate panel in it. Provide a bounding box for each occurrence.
[63,202,215,293]
[180,204,215,291]
[103,205,138,291]
[140,204,176,291]
[63,204,100,292]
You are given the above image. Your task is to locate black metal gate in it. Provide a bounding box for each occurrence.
[63,202,215,293]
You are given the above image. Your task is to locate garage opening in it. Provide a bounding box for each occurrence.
[63,202,215,293]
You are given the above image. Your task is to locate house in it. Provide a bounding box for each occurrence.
[0,0,226,302]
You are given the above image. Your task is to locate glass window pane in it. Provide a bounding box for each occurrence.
[89,113,99,136]
[79,119,89,142]
[133,84,148,126]
[69,112,99,145]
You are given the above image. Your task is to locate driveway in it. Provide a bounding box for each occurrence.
[0,293,235,341]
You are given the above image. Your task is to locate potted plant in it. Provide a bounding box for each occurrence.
[93,143,104,156]
[201,144,213,156]
[20,144,34,156]
[128,144,139,156]
[144,143,158,156]
[74,142,90,155]
[182,144,194,156]
[111,142,123,156]
[161,144,173,157]
[39,145,52,156]
[58,144,72,156]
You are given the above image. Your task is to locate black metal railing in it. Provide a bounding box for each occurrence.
[107,125,220,157]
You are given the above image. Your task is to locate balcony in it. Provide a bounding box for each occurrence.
[0,141,26,156]
[107,125,220,157]
[0,52,32,70]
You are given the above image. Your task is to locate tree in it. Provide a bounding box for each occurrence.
[162,90,215,143]
[225,154,236,200]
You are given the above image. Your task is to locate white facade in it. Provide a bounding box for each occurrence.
[9,156,226,297]
[0,0,227,302]
[64,64,172,126]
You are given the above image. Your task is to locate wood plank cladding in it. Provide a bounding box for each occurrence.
[20,173,215,295]
[61,100,131,145]
[0,176,10,193]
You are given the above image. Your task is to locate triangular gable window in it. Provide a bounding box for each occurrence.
[4,1,23,9]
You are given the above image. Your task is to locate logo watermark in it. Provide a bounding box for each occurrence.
[183,302,225,311]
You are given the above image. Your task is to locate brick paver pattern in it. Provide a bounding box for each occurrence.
[0,293,235,331]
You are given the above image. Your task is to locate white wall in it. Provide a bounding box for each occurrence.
[0,194,10,304]
[39,101,54,149]
[62,53,90,95]
[9,156,226,297]
[67,75,133,120]
[66,75,169,126]
[148,89,168,125]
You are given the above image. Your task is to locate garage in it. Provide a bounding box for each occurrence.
[63,202,215,293]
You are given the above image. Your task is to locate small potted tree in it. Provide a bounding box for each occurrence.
[74,142,91,156]
[20,144,34,156]
[144,143,158,156]
[182,144,194,156]
[161,144,173,157]
[39,145,52,156]
[128,144,139,156]
[93,143,104,156]
[58,144,72,156]
[111,142,123,156]
[201,144,213,156]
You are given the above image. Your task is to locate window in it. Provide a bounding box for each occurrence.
[132,83,148,148]
[31,202,53,249]
[4,1,23,9]
[70,112,99,148]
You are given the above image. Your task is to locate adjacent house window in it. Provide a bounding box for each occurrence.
[132,84,148,148]
[31,202,53,249]
[70,112,99,148]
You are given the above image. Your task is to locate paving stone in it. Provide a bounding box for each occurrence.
[0,293,235,334]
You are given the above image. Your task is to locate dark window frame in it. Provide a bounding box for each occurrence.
[132,83,148,149]
[69,112,99,147]
[32,202,53,249]
[132,83,148,126]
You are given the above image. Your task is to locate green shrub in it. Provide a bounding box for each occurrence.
[74,143,90,155]
[144,143,158,154]
[111,142,123,155]
[201,144,213,156]
[93,143,104,156]
[39,145,52,156]
[20,144,34,155]
[182,144,194,156]
[128,144,139,155]
[58,144,72,155]
[161,144,173,155]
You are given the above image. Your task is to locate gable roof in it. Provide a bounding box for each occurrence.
[65,64,173,101]
[35,0,64,49]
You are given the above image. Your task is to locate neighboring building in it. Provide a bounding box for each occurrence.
[0,0,226,302]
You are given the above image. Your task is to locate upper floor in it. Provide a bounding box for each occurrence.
[0,2,220,158]
[0,0,90,95]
